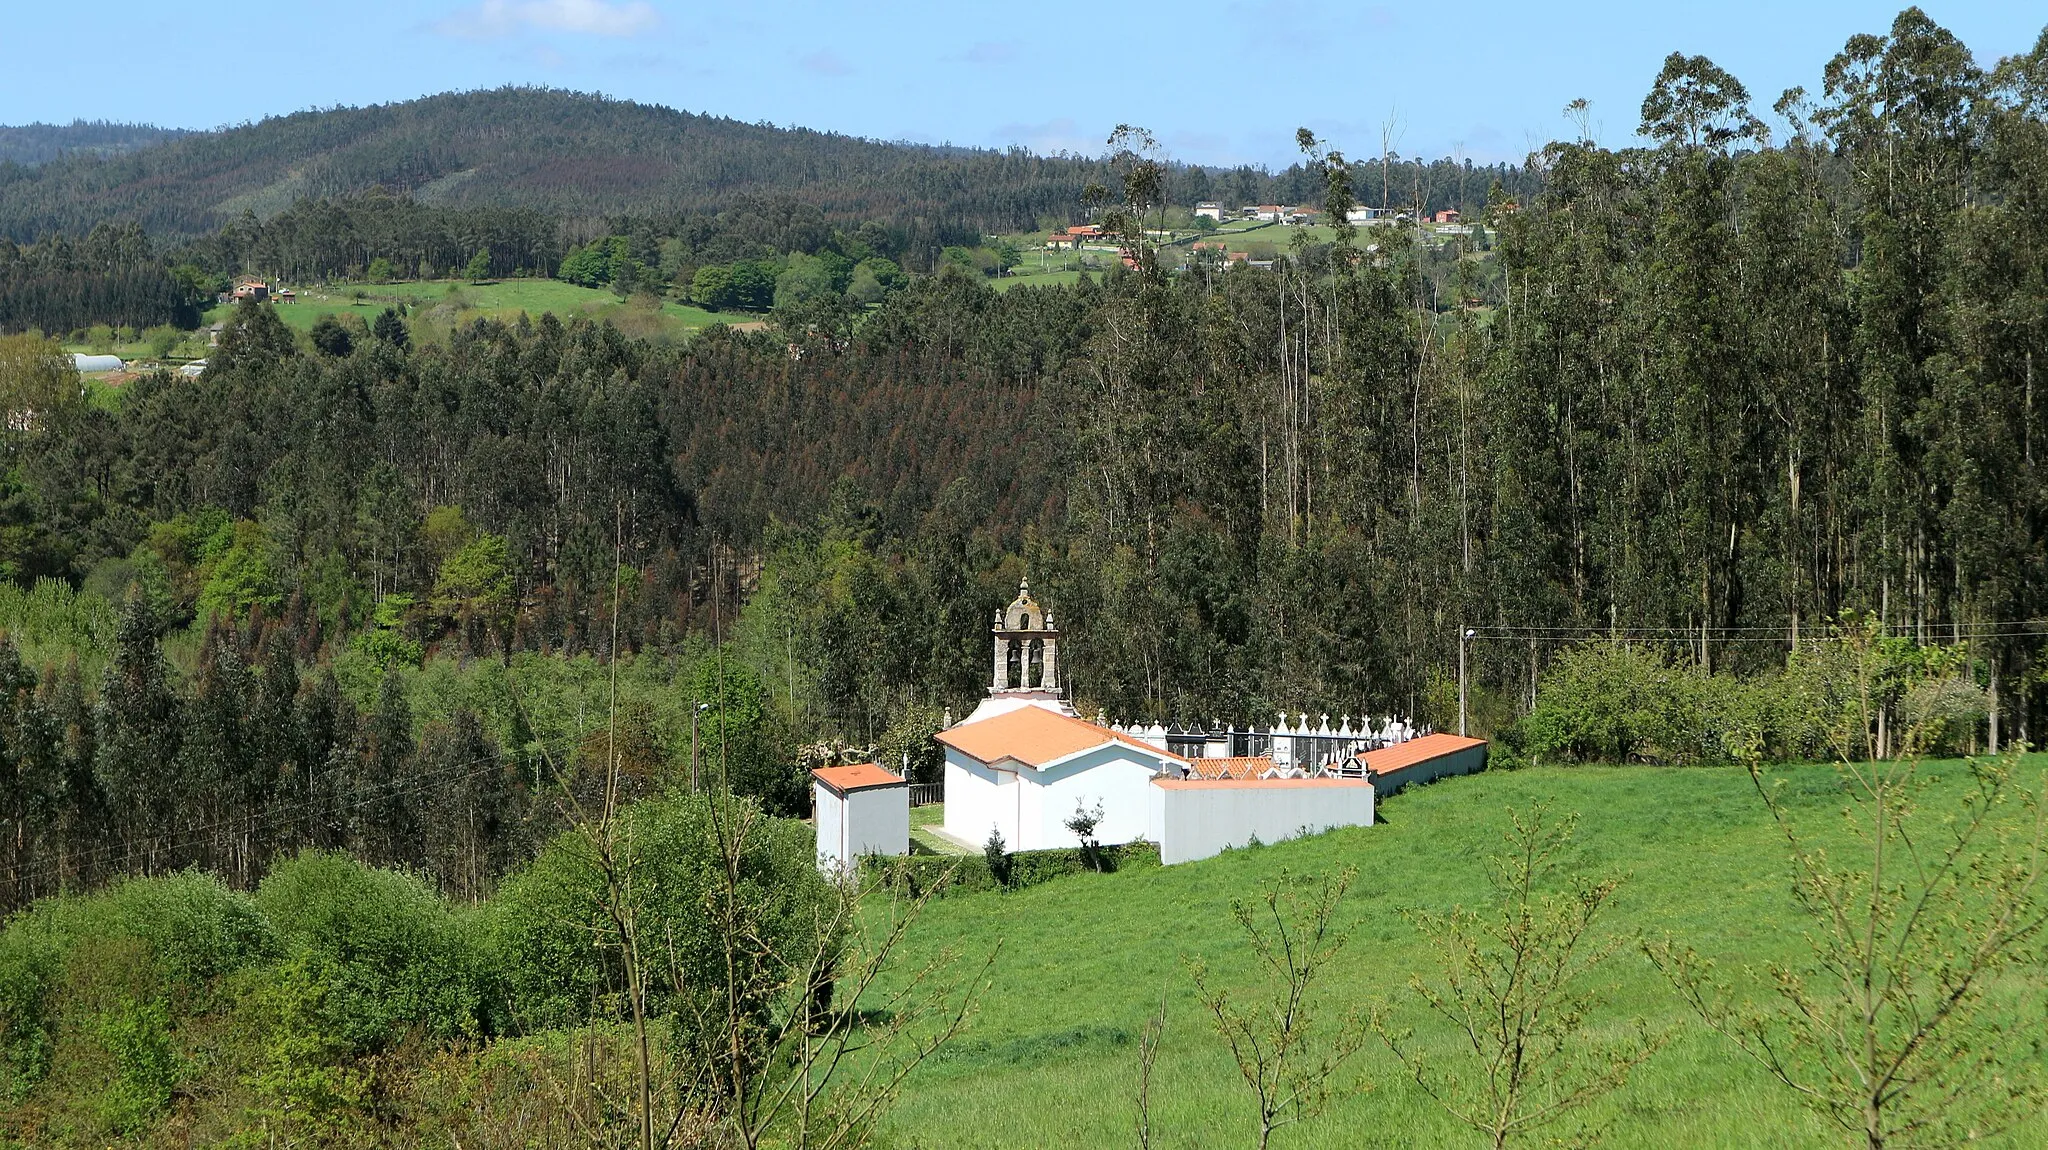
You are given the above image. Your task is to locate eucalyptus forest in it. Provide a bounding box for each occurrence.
[1,8,2047,1148]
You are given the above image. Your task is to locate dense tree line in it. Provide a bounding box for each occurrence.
[0,600,537,913]
[0,223,205,335]
[0,120,187,167]
[0,9,2041,900]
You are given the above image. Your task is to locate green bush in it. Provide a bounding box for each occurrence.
[1522,626,1993,766]
[867,841,1160,899]
[488,792,835,1037]
[0,929,59,1098]
[254,852,494,1050]
[95,999,180,1133]
[0,873,271,1130]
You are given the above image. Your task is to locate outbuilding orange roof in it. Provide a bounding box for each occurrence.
[1184,756,1276,780]
[936,706,1183,770]
[811,762,904,795]
[1356,733,1486,777]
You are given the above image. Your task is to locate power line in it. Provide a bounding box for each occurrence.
[1466,620,2048,643]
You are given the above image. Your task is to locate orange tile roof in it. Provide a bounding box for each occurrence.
[936,706,1183,769]
[811,762,904,794]
[1184,756,1275,780]
[1151,776,1374,790]
[1356,733,1486,777]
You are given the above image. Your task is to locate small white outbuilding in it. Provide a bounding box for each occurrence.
[812,762,909,873]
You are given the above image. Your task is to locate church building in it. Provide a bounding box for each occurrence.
[938,581,1184,851]
[930,579,1474,863]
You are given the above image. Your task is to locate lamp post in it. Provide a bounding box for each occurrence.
[690,702,712,791]
[1459,627,1475,737]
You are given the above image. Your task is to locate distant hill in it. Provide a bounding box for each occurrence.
[0,120,191,167]
[0,88,1104,243]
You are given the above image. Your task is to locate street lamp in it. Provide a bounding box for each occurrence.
[690,702,712,792]
[1458,628,1476,737]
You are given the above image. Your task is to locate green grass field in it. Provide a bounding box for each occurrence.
[878,757,2048,1148]
[59,279,735,368]
[201,279,726,342]
[991,267,1092,292]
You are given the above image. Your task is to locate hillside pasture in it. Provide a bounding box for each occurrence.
[878,757,2048,1149]
[202,279,725,342]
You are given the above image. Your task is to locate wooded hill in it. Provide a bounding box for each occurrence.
[0,121,190,167]
[0,87,1540,249]
[0,88,1108,244]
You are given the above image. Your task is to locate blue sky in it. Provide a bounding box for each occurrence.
[0,1,2038,168]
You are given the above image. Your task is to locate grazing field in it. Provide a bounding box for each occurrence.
[991,266,1092,292]
[879,757,2048,1149]
[201,279,727,341]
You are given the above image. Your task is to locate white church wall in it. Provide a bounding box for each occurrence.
[1147,778,1376,865]
[943,751,1018,851]
[1029,744,1164,849]
[942,743,1171,852]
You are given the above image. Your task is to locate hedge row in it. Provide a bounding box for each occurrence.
[864,841,1161,899]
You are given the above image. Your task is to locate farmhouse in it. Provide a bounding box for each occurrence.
[1194,201,1224,221]
[233,280,270,302]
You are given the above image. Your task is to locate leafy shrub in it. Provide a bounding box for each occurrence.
[1524,626,1993,766]
[0,929,59,1098]
[1902,677,1990,756]
[254,852,494,1051]
[95,999,180,1133]
[869,841,1160,900]
[488,793,835,1035]
[0,874,271,1129]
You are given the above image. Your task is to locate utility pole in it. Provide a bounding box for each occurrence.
[690,701,711,791]
[1459,627,1475,737]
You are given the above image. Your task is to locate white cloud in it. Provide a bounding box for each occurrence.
[438,0,660,40]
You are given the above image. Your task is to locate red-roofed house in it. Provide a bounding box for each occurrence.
[812,762,908,871]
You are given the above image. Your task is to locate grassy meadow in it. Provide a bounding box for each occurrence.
[876,757,2048,1149]
[58,279,736,368]
[201,278,726,342]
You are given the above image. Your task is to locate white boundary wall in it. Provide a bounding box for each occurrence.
[814,781,909,872]
[1146,778,1376,865]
